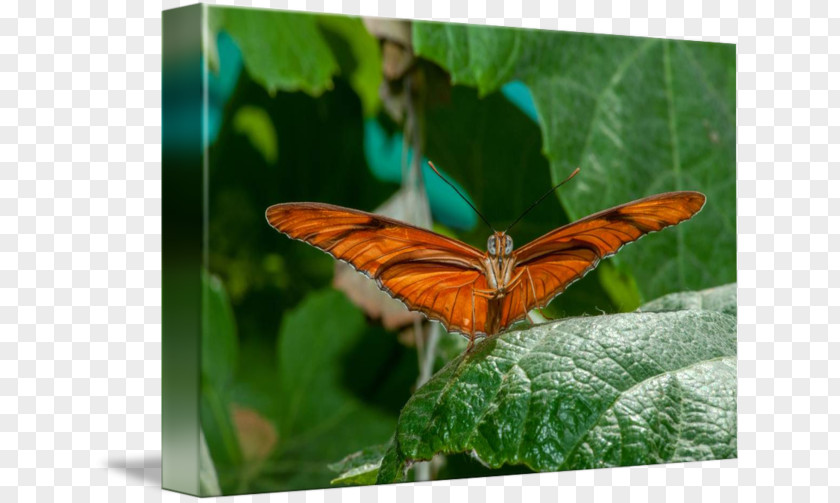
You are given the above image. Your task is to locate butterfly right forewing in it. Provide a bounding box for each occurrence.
[494,191,707,331]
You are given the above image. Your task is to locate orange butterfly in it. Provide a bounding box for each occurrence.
[266,164,705,350]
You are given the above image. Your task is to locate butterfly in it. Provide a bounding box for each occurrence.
[266,164,706,351]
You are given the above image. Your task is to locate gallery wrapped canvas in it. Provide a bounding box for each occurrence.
[162,4,736,497]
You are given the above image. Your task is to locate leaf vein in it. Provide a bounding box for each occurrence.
[559,355,733,469]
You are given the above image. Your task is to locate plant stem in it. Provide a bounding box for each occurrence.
[413,322,441,482]
[417,322,440,387]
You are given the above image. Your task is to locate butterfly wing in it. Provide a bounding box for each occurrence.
[266,202,493,336]
[495,191,707,331]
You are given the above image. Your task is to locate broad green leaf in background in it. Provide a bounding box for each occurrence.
[267,288,397,490]
[208,6,382,115]
[376,285,736,483]
[413,23,736,303]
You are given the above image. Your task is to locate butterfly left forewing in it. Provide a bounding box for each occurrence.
[266,202,492,336]
[266,202,484,276]
[494,191,706,332]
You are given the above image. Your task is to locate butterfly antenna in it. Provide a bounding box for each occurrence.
[504,167,581,233]
[427,161,494,232]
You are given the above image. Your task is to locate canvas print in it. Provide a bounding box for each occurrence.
[163,4,736,496]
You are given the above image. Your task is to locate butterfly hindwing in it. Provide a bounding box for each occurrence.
[376,262,495,336]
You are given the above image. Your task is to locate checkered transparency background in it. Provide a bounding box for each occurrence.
[1,0,836,501]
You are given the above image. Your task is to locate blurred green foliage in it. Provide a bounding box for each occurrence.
[191,7,736,495]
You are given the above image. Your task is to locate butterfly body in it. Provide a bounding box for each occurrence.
[482,231,516,292]
[267,190,706,350]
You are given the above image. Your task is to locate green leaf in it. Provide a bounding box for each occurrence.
[376,302,736,483]
[208,7,381,114]
[638,283,736,317]
[413,23,522,95]
[233,105,278,164]
[328,442,391,486]
[202,271,239,387]
[596,262,642,312]
[376,435,406,484]
[209,7,338,96]
[318,16,383,116]
[270,288,397,490]
[413,23,736,303]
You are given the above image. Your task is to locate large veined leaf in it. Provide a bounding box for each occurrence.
[376,284,736,483]
[413,23,736,303]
